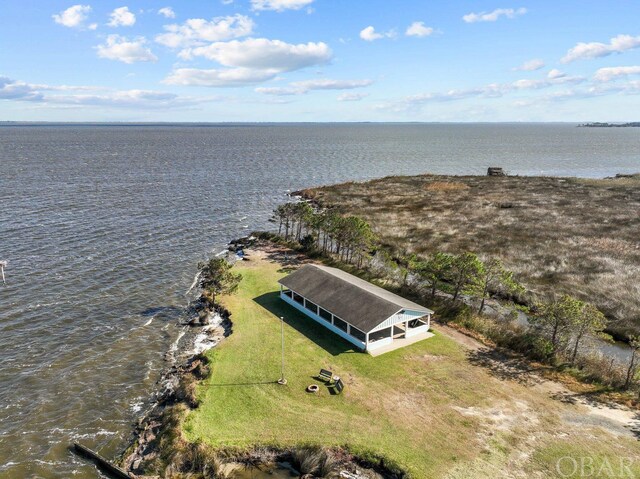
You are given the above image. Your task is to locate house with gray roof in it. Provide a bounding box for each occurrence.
[278,264,434,354]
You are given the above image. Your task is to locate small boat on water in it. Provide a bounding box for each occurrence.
[0,260,7,285]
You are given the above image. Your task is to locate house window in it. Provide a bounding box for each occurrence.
[305,300,318,315]
[333,316,348,332]
[318,307,332,322]
[350,326,366,342]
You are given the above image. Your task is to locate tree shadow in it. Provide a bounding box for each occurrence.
[466,348,543,386]
[259,244,314,270]
[549,389,632,411]
[253,291,359,357]
[631,413,640,439]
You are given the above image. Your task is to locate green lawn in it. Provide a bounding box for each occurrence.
[184,252,640,478]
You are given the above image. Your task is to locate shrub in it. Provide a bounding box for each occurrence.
[291,446,324,476]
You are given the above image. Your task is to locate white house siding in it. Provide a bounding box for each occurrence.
[280,291,366,350]
[406,323,430,338]
[366,335,393,351]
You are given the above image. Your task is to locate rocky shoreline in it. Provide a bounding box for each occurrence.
[121,308,231,476]
[118,237,407,479]
[119,241,243,477]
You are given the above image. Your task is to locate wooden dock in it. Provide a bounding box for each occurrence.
[72,442,131,479]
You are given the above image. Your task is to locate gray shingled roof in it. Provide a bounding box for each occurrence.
[278,264,432,333]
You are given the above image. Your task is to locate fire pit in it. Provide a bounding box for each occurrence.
[306,384,319,393]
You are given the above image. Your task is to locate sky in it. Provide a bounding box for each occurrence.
[2,1,640,122]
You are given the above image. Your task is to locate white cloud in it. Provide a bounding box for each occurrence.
[164,68,277,87]
[251,0,314,12]
[378,74,587,112]
[547,69,566,79]
[360,26,382,41]
[158,7,175,19]
[52,5,93,29]
[405,22,434,38]
[66,92,218,109]
[254,86,300,95]
[0,76,43,101]
[0,75,216,108]
[513,59,545,71]
[337,92,369,101]
[107,6,136,27]
[562,34,640,63]
[292,79,373,90]
[96,35,158,63]
[463,7,527,23]
[181,38,332,72]
[360,26,395,42]
[511,74,585,90]
[594,66,640,82]
[48,90,181,108]
[521,81,640,104]
[165,38,331,88]
[256,78,373,95]
[155,15,254,48]
[512,79,549,89]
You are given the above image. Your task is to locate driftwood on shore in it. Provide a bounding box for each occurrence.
[72,442,132,478]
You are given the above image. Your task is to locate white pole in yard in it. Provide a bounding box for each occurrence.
[277,316,287,385]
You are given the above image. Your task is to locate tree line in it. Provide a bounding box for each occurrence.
[271,202,375,267]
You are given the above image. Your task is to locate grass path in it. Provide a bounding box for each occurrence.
[185,247,640,478]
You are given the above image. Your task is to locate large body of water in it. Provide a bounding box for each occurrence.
[1,123,639,478]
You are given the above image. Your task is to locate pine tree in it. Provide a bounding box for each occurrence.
[467,258,524,313]
[198,258,242,306]
[450,252,483,303]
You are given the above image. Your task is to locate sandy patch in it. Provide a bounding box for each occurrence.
[453,399,539,434]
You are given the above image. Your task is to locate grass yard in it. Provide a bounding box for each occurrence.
[184,248,640,478]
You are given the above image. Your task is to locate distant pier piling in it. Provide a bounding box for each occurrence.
[72,442,131,479]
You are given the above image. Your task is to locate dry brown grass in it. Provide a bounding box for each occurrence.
[425,181,470,192]
[301,174,640,338]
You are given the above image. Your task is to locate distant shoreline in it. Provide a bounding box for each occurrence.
[579,122,640,127]
[0,120,588,126]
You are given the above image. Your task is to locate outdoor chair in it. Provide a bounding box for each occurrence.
[318,369,333,383]
[331,378,344,395]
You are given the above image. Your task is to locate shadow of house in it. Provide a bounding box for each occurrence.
[253,291,357,357]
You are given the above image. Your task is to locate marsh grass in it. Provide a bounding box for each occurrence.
[301,175,640,338]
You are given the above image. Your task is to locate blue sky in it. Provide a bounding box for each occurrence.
[2,0,640,121]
